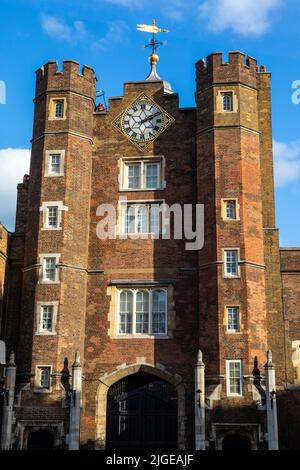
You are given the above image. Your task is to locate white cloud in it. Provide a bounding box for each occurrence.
[273,139,300,188]
[93,21,128,51]
[0,148,31,231]
[198,0,282,37]
[41,15,86,42]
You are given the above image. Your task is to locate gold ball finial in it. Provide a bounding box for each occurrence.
[149,53,159,64]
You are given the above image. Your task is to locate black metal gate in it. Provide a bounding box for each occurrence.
[106,373,177,449]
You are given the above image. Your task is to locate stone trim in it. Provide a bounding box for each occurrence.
[16,420,64,450]
[211,423,262,450]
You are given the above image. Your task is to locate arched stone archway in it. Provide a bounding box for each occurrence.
[95,363,186,449]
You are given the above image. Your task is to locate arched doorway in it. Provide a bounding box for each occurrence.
[27,430,54,450]
[222,434,252,450]
[106,372,177,449]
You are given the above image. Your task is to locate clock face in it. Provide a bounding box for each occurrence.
[121,102,163,143]
[112,93,175,151]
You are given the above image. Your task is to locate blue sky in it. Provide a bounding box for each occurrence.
[0,0,299,246]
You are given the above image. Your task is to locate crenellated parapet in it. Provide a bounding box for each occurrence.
[196,51,268,92]
[35,60,97,100]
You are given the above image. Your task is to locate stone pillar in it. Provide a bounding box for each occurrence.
[264,350,279,450]
[195,350,206,450]
[1,351,16,450]
[68,352,82,450]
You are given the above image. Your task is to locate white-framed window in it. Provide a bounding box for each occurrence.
[36,366,52,390]
[47,206,58,228]
[222,93,233,112]
[39,254,60,283]
[44,150,65,177]
[224,249,240,277]
[50,154,61,174]
[145,162,160,189]
[40,201,68,230]
[226,306,240,333]
[121,203,161,235]
[226,360,243,396]
[118,288,167,336]
[120,158,164,191]
[44,258,56,281]
[41,305,54,332]
[127,164,141,189]
[36,302,58,335]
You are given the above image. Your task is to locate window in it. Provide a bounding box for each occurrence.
[37,367,51,389]
[50,154,61,175]
[40,201,68,230]
[41,305,54,332]
[145,163,159,189]
[122,203,161,235]
[119,290,133,334]
[222,93,233,112]
[118,289,167,335]
[127,164,141,189]
[55,100,64,118]
[225,200,237,220]
[226,306,240,333]
[47,206,58,228]
[122,159,163,190]
[45,150,65,177]
[36,302,58,335]
[226,360,243,396]
[224,249,239,277]
[44,257,56,282]
[49,98,66,120]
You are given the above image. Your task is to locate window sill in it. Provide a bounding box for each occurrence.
[33,388,52,394]
[48,117,66,121]
[223,274,241,279]
[35,331,57,336]
[111,334,170,340]
[41,227,62,231]
[44,173,64,178]
[222,218,240,222]
[39,280,60,285]
[119,187,165,192]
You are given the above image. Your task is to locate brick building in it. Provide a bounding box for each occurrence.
[0,50,300,450]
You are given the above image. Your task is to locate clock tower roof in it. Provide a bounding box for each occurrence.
[145,52,173,95]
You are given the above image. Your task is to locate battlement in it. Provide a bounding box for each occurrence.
[196,51,268,91]
[35,60,97,99]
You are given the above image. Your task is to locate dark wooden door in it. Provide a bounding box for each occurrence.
[27,431,54,450]
[106,374,177,449]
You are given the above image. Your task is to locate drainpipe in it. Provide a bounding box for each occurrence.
[68,352,82,450]
[265,350,279,450]
[195,350,206,450]
[1,351,16,450]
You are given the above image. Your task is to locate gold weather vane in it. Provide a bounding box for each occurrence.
[136,19,169,56]
[136,19,173,94]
